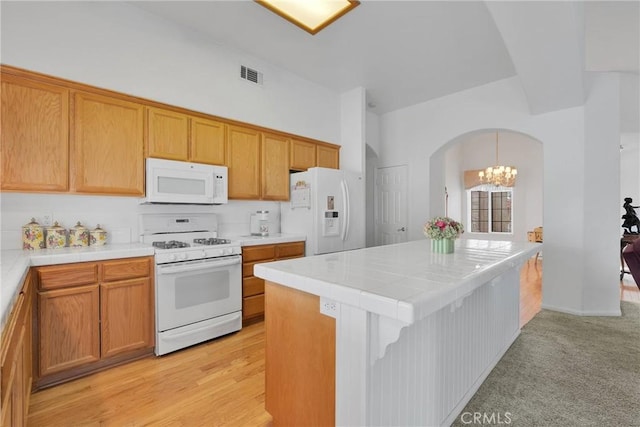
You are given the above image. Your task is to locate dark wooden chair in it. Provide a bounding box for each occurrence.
[622,237,640,290]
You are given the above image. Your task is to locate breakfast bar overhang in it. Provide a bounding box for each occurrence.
[255,239,541,427]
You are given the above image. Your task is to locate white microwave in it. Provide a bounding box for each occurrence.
[142,158,228,205]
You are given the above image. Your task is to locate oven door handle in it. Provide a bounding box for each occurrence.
[157,257,241,275]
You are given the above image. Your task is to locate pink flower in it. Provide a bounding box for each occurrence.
[436,221,447,229]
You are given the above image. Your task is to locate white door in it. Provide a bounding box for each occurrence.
[375,165,408,245]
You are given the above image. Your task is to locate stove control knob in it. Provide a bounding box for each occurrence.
[169,254,177,261]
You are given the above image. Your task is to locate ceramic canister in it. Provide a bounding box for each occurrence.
[22,218,45,250]
[45,222,67,249]
[90,225,107,246]
[69,221,89,247]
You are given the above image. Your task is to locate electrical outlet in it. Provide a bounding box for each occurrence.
[320,297,339,318]
[42,214,52,226]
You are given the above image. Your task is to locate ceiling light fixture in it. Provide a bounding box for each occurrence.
[478,131,518,187]
[256,0,360,35]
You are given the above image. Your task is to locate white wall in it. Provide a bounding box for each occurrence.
[581,73,621,314]
[0,1,341,143]
[444,143,463,221]
[0,2,349,248]
[365,111,381,247]
[620,133,640,209]
[340,87,366,174]
[378,75,620,316]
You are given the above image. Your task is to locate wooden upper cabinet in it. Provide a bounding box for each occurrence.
[227,125,261,199]
[290,139,317,171]
[0,67,341,199]
[262,132,290,201]
[190,117,226,165]
[317,144,340,169]
[146,107,189,161]
[1,73,69,192]
[291,139,340,171]
[71,91,145,196]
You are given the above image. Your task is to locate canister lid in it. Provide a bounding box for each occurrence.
[47,221,65,230]
[92,224,105,232]
[71,221,87,230]
[24,217,40,227]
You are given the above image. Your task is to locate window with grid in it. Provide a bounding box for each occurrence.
[469,188,512,233]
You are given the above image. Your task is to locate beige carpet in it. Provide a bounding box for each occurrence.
[451,302,640,427]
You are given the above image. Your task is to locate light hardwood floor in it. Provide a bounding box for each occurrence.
[520,258,542,326]
[28,259,639,426]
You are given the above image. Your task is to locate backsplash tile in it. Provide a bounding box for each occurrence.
[1,193,282,250]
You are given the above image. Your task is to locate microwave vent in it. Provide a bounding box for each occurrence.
[240,65,263,85]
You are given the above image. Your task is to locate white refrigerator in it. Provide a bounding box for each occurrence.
[281,167,365,256]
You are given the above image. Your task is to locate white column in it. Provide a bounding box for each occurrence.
[582,72,622,315]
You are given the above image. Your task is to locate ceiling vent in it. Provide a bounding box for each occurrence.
[240,65,263,85]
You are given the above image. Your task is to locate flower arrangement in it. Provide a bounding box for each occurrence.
[423,216,464,240]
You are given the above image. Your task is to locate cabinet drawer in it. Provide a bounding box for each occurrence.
[102,257,151,282]
[242,245,276,262]
[244,261,273,278]
[37,263,98,290]
[243,294,265,319]
[243,277,264,298]
[276,242,305,259]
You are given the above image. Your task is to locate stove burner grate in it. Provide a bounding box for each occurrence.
[152,240,191,250]
[193,237,232,246]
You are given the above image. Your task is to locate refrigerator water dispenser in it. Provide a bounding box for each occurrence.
[322,211,340,237]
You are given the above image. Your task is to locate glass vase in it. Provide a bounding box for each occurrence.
[431,238,454,254]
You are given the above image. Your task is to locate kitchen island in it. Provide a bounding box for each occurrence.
[254,239,540,427]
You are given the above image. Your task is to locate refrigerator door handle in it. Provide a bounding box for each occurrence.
[341,179,350,242]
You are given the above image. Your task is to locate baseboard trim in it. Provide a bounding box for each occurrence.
[541,303,622,317]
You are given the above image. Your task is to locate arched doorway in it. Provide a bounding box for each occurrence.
[429,128,544,325]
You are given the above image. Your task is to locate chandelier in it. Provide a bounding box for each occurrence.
[478,131,517,186]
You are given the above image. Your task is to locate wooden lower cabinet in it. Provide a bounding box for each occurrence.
[100,278,153,358]
[34,256,154,389]
[38,284,100,377]
[242,241,305,324]
[265,281,336,426]
[1,271,34,427]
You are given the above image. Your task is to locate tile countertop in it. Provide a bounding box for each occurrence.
[232,233,306,247]
[254,239,541,324]
[0,243,155,333]
[0,235,307,333]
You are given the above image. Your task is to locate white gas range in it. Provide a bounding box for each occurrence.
[140,213,242,356]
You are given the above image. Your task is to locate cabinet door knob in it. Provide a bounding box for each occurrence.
[397,227,406,232]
